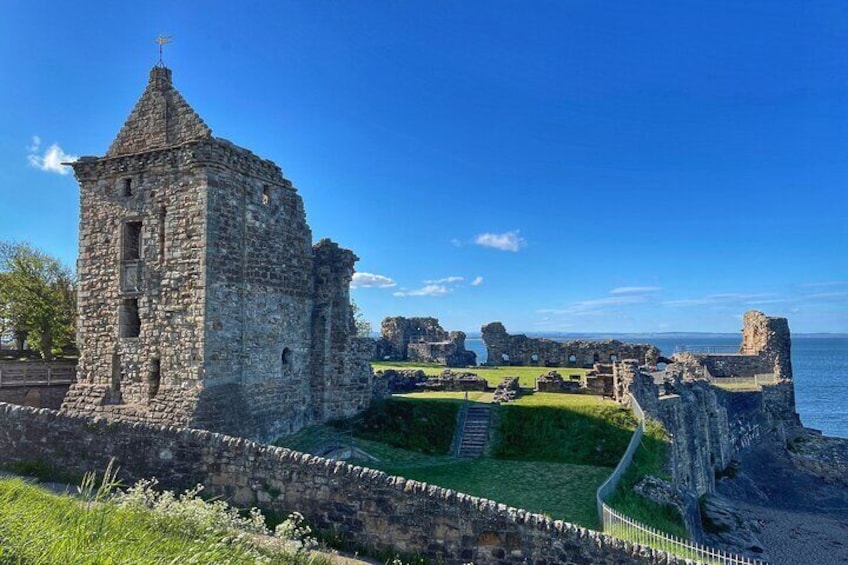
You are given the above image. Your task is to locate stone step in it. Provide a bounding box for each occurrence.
[456,404,492,458]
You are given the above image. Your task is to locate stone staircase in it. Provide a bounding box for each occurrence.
[456,405,492,458]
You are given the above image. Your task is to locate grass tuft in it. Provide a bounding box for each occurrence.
[0,462,331,565]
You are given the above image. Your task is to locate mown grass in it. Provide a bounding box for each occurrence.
[0,475,329,565]
[371,361,589,388]
[606,420,687,538]
[331,397,460,455]
[493,394,637,467]
[278,392,635,529]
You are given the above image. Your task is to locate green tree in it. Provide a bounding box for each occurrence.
[0,241,76,359]
[350,298,373,338]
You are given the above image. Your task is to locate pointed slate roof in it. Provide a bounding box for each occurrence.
[106,66,212,157]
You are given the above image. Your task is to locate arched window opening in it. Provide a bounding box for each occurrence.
[568,354,577,364]
[281,347,292,374]
[609,354,618,362]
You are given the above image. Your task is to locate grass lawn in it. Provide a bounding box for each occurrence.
[371,361,589,388]
[278,391,635,529]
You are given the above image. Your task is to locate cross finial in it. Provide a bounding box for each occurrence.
[156,35,173,67]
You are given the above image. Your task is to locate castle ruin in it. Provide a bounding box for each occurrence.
[374,316,476,367]
[60,66,372,442]
[481,322,660,367]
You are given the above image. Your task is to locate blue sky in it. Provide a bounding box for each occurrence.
[1,1,846,333]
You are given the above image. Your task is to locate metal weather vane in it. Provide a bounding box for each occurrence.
[156,35,173,66]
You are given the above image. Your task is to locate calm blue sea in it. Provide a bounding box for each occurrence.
[465,336,848,439]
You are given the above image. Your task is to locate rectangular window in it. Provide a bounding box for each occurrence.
[123,221,142,261]
[262,184,270,205]
[122,178,133,197]
[119,299,141,338]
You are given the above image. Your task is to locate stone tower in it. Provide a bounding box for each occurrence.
[61,66,373,441]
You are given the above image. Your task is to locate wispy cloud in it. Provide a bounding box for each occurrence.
[27,136,77,175]
[474,230,526,252]
[471,276,484,286]
[539,294,651,317]
[663,292,776,308]
[424,276,464,284]
[351,272,396,288]
[393,284,450,297]
[803,291,848,300]
[610,286,662,295]
[799,281,848,289]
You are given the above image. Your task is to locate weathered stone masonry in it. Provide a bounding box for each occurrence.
[0,402,684,565]
[481,322,659,367]
[614,311,801,497]
[61,66,372,442]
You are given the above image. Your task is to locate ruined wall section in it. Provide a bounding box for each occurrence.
[310,240,372,423]
[63,143,209,427]
[406,331,477,367]
[618,364,801,497]
[376,317,448,360]
[741,310,792,380]
[481,322,659,367]
[0,402,686,565]
[200,139,315,441]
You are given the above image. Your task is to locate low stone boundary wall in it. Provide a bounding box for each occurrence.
[0,402,684,564]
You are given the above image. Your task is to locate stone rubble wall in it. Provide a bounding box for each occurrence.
[406,331,477,367]
[671,353,771,379]
[0,402,685,565]
[375,317,448,361]
[481,322,660,367]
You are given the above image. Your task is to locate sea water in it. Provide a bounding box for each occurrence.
[464,336,848,439]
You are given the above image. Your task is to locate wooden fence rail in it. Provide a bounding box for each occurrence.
[0,362,77,388]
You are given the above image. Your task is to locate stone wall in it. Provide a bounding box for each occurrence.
[614,310,803,498]
[375,317,448,360]
[481,322,660,367]
[670,311,793,381]
[0,402,684,565]
[406,331,477,367]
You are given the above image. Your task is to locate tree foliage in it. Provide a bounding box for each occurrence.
[0,241,76,359]
[350,298,373,338]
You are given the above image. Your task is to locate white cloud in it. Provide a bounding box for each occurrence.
[393,284,449,297]
[450,238,463,247]
[471,276,484,286]
[27,136,77,175]
[425,276,464,284]
[610,286,661,295]
[351,272,396,288]
[474,230,526,252]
